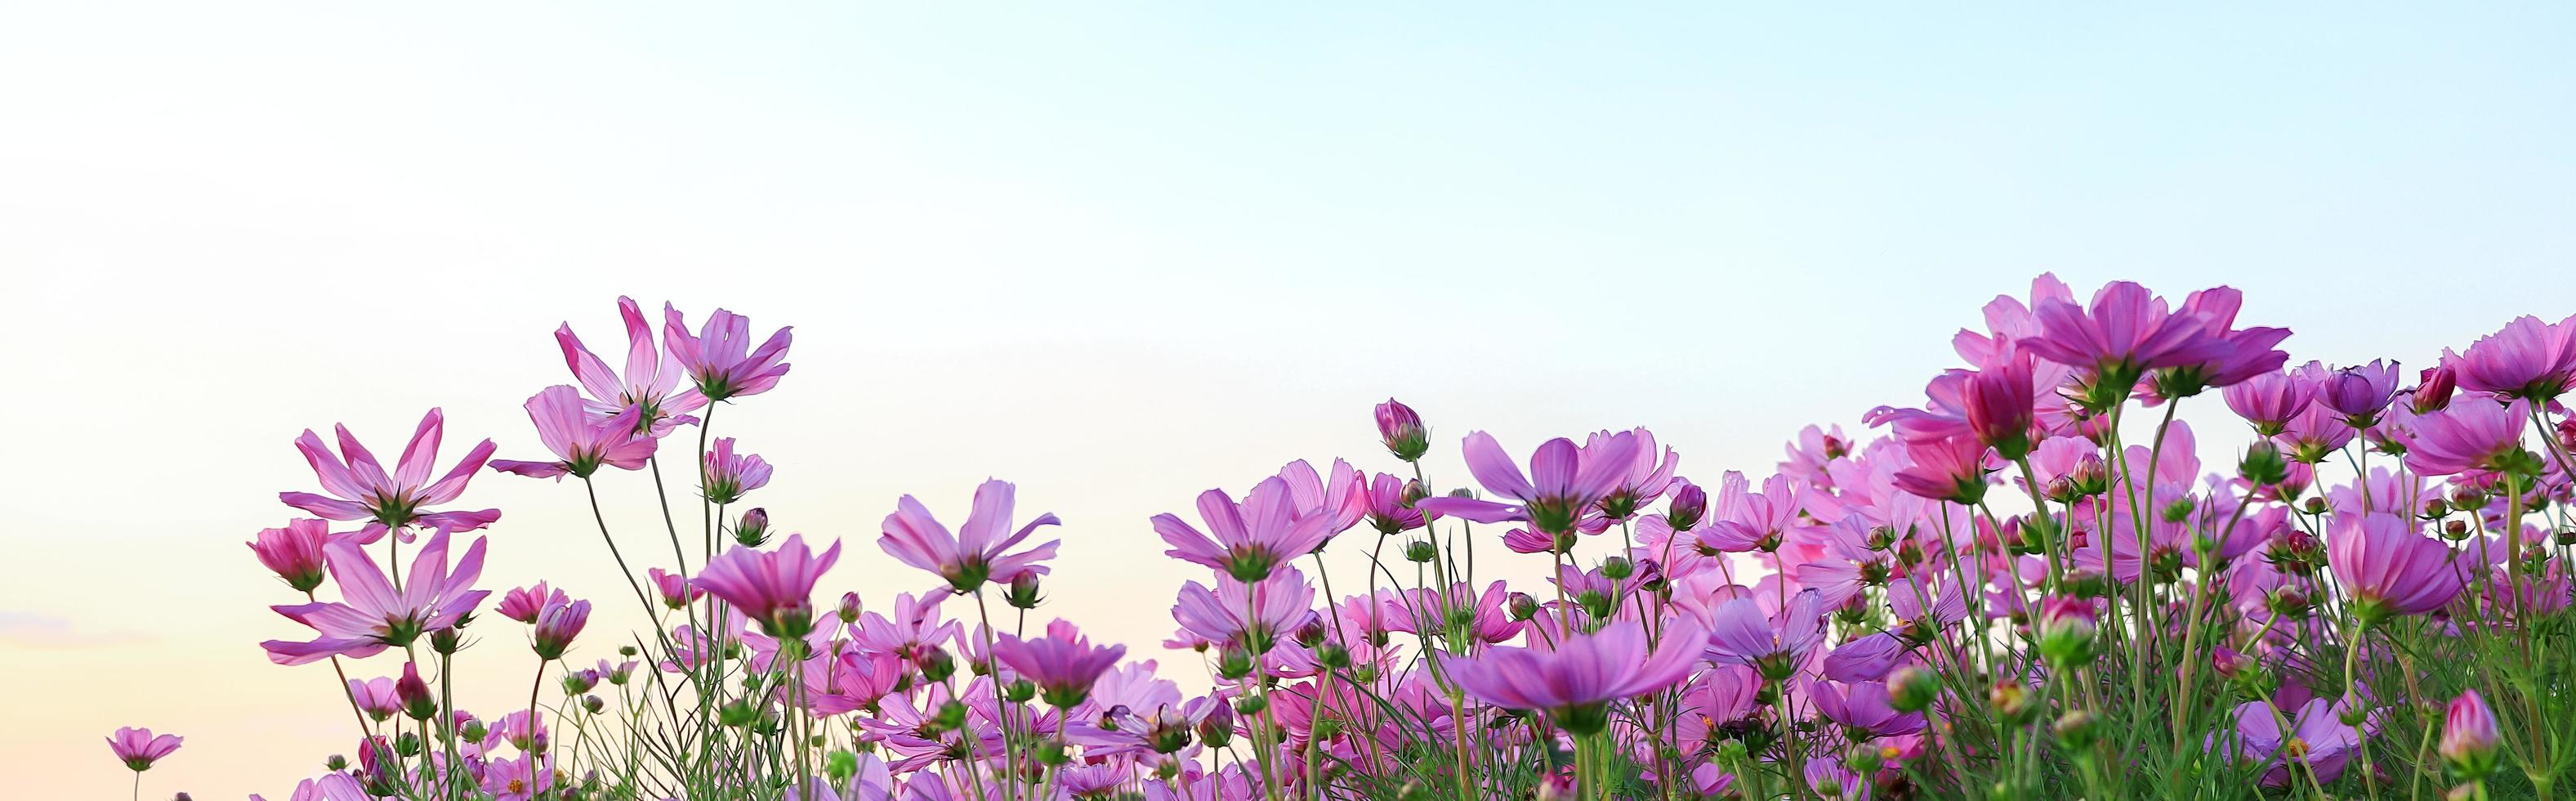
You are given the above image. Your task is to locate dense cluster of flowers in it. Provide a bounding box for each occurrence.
[120,279,2576,799]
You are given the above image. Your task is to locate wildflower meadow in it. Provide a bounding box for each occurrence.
[118,276,2576,800]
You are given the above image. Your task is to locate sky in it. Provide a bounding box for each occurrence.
[2,3,2572,798]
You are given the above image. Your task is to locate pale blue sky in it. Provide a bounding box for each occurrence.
[2,5,2570,796]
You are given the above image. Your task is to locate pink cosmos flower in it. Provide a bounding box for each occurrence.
[488,386,657,480]
[1814,681,1925,737]
[1891,433,1995,505]
[1414,432,1639,537]
[2230,697,2371,787]
[496,582,568,624]
[647,567,702,609]
[280,408,498,544]
[2440,314,2576,401]
[1172,568,1318,655]
[1360,472,1431,535]
[1587,427,1680,519]
[2150,285,2292,398]
[556,296,710,436]
[1439,620,1705,736]
[481,754,551,801]
[1704,589,1828,681]
[663,304,792,402]
[394,662,435,720]
[993,620,1128,708]
[530,596,592,660]
[2441,689,2500,777]
[1156,477,1337,582]
[880,478,1062,593]
[107,727,181,771]
[2327,512,2464,624]
[348,673,400,720]
[249,518,334,593]
[2223,370,2314,436]
[1961,356,2039,458]
[2019,281,2231,384]
[697,533,842,638]
[1374,398,1428,462]
[250,773,370,801]
[2402,399,2533,477]
[701,436,773,504]
[2307,359,2403,423]
[262,530,490,665]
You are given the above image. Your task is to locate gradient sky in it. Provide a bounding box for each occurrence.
[4,3,2573,797]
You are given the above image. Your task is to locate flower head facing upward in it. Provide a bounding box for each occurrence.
[1374,398,1428,462]
[1157,477,1337,582]
[701,437,774,504]
[262,530,490,665]
[280,408,499,544]
[529,596,592,660]
[663,304,792,402]
[556,296,711,435]
[1440,620,1706,736]
[993,621,1127,708]
[2402,399,2538,478]
[2328,512,2465,625]
[2440,689,2500,779]
[697,533,842,639]
[1706,589,1829,682]
[1414,432,1639,536]
[880,479,1061,593]
[107,727,181,772]
[489,386,658,480]
[2441,314,2576,402]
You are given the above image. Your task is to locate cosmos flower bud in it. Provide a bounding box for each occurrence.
[248,519,333,594]
[2239,442,2290,487]
[734,508,770,548]
[1888,666,1939,713]
[1507,593,1540,621]
[2052,710,2100,750]
[396,663,437,722]
[1007,575,1044,610]
[1374,399,1429,462]
[1404,540,1437,563]
[1006,679,1038,704]
[2036,596,2096,665]
[1233,694,1268,716]
[929,701,967,732]
[1217,646,1256,680]
[1665,483,1708,531]
[1294,620,1328,649]
[530,598,591,660]
[560,669,599,696]
[2441,691,2501,779]
[824,750,859,785]
[1988,682,2038,726]
[581,695,605,714]
[324,754,347,772]
[1198,703,1234,749]
[914,647,955,682]
[393,732,421,758]
[2413,365,2458,414]
[460,719,488,744]
[1601,556,1635,580]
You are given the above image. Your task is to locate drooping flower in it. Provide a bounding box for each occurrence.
[107,727,182,771]
[279,408,499,544]
[1705,589,1828,681]
[2148,285,2293,400]
[262,530,490,665]
[880,478,1061,593]
[2327,512,2464,624]
[696,534,842,639]
[2413,365,2458,414]
[1439,620,1705,736]
[2403,399,2536,477]
[992,620,1127,708]
[1413,432,1639,537]
[701,437,773,504]
[663,305,792,402]
[394,662,436,720]
[1360,472,1431,535]
[1962,356,2039,459]
[488,386,657,480]
[1156,477,1336,582]
[248,518,334,593]
[2440,314,2576,402]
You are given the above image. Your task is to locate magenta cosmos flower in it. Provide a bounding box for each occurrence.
[557,296,709,436]
[280,408,498,544]
[2327,512,2464,624]
[2402,399,2536,477]
[248,518,333,594]
[702,437,773,504]
[2441,689,2501,778]
[664,304,792,402]
[106,727,181,771]
[489,386,658,480]
[993,621,1127,708]
[1171,568,1317,655]
[529,596,592,660]
[262,530,489,665]
[1156,476,1337,582]
[481,754,551,801]
[1439,619,1705,736]
[1413,431,1640,537]
[1891,432,1996,505]
[1374,398,1428,462]
[697,533,842,639]
[2222,369,2314,436]
[2441,314,2576,402]
[881,478,1062,593]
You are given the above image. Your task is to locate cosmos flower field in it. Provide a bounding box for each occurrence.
[116,275,2576,799]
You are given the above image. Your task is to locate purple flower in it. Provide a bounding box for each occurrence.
[248,518,333,593]
[1374,398,1428,462]
[663,304,792,402]
[1172,568,1316,654]
[262,530,490,665]
[1156,477,1337,582]
[697,533,842,638]
[489,386,658,480]
[1891,433,1995,505]
[107,727,181,771]
[2402,399,2534,477]
[2441,689,2500,778]
[1438,620,1705,736]
[701,437,773,504]
[280,408,499,544]
[496,581,568,624]
[2020,281,2233,392]
[993,621,1127,708]
[880,479,1061,593]
[530,597,592,660]
[2441,314,2576,402]
[1414,432,1639,537]
[1814,681,1925,738]
[2222,370,2314,436]
[2309,359,2403,424]
[1705,589,1828,681]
